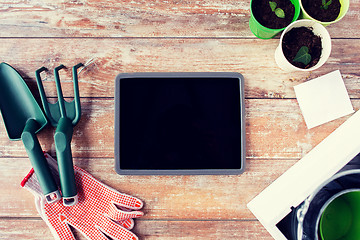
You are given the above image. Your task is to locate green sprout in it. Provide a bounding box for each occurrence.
[269,1,285,18]
[293,46,312,65]
[269,1,277,11]
[321,0,332,9]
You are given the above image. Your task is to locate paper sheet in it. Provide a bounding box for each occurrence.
[294,70,354,129]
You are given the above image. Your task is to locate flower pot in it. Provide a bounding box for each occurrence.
[319,190,360,240]
[300,0,350,26]
[291,168,360,240]
[249,0,301,39]
[275,19,331,72]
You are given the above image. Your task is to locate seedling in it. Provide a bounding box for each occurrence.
[269,1,285,18]
[293,46,312,65]
[321,0,332,9]
[269,1,277,11]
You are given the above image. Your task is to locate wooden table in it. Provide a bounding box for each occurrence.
[0,0,359,239]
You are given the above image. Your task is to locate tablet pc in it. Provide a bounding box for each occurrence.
[115,72,245,175]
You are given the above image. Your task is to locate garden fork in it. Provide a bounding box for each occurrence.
[36,63,83,206]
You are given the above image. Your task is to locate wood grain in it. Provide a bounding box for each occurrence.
[0,218,272,239]
[0,157,296,219]
[0,38,359,99]
[0,98,357,159]
[0,0,358,38]
[1,0,359,238]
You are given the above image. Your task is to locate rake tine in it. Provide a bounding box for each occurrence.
[35,67,57,125]
[54,65,67,118]
[72,63,83,125]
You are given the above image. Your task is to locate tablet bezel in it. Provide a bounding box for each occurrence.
[115,72,245,175]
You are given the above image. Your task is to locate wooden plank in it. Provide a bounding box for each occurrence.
[245,99,357,159]
[0,218,272,239]
[0,1,357,239]
[0,0,358,38]
[0,38,359,99]
[0,218,53,240]
[0,98,357,159]
[133,220,272,239]
[0,157,296,219]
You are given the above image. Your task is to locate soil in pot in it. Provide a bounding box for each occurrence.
[252,0,295,29]
[282,27,322,69]
[302,0,341,22]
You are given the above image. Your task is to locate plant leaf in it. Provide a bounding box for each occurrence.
[293,46,312,66]
[269,1,277,11]
[275,8,285,18]
[321,0,332,9]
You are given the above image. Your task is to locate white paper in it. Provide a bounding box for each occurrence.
[248,109,360,240]
[294,70,354,129]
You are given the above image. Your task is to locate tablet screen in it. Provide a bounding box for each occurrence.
[115,73,245,174]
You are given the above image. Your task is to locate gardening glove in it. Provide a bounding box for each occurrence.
[21,152,144,240]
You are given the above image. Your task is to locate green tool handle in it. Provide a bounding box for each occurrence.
[54,118,77,203]
[21,119,60,203]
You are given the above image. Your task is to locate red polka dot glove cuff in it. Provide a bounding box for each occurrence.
[21,153,144,240]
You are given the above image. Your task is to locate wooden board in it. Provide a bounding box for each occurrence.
[0,99,356,159]
[1,0,360,239]
[0,157,296,219]
[0,219,272,239]
[0,0,359,38]
[0,39,360,99]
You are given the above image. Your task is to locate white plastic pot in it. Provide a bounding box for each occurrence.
[275,19,331,72]
[300,0,350,26]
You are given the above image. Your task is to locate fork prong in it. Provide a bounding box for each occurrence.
[72,63,83,125]
[35,67,57,125]
[54,65,67,118]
